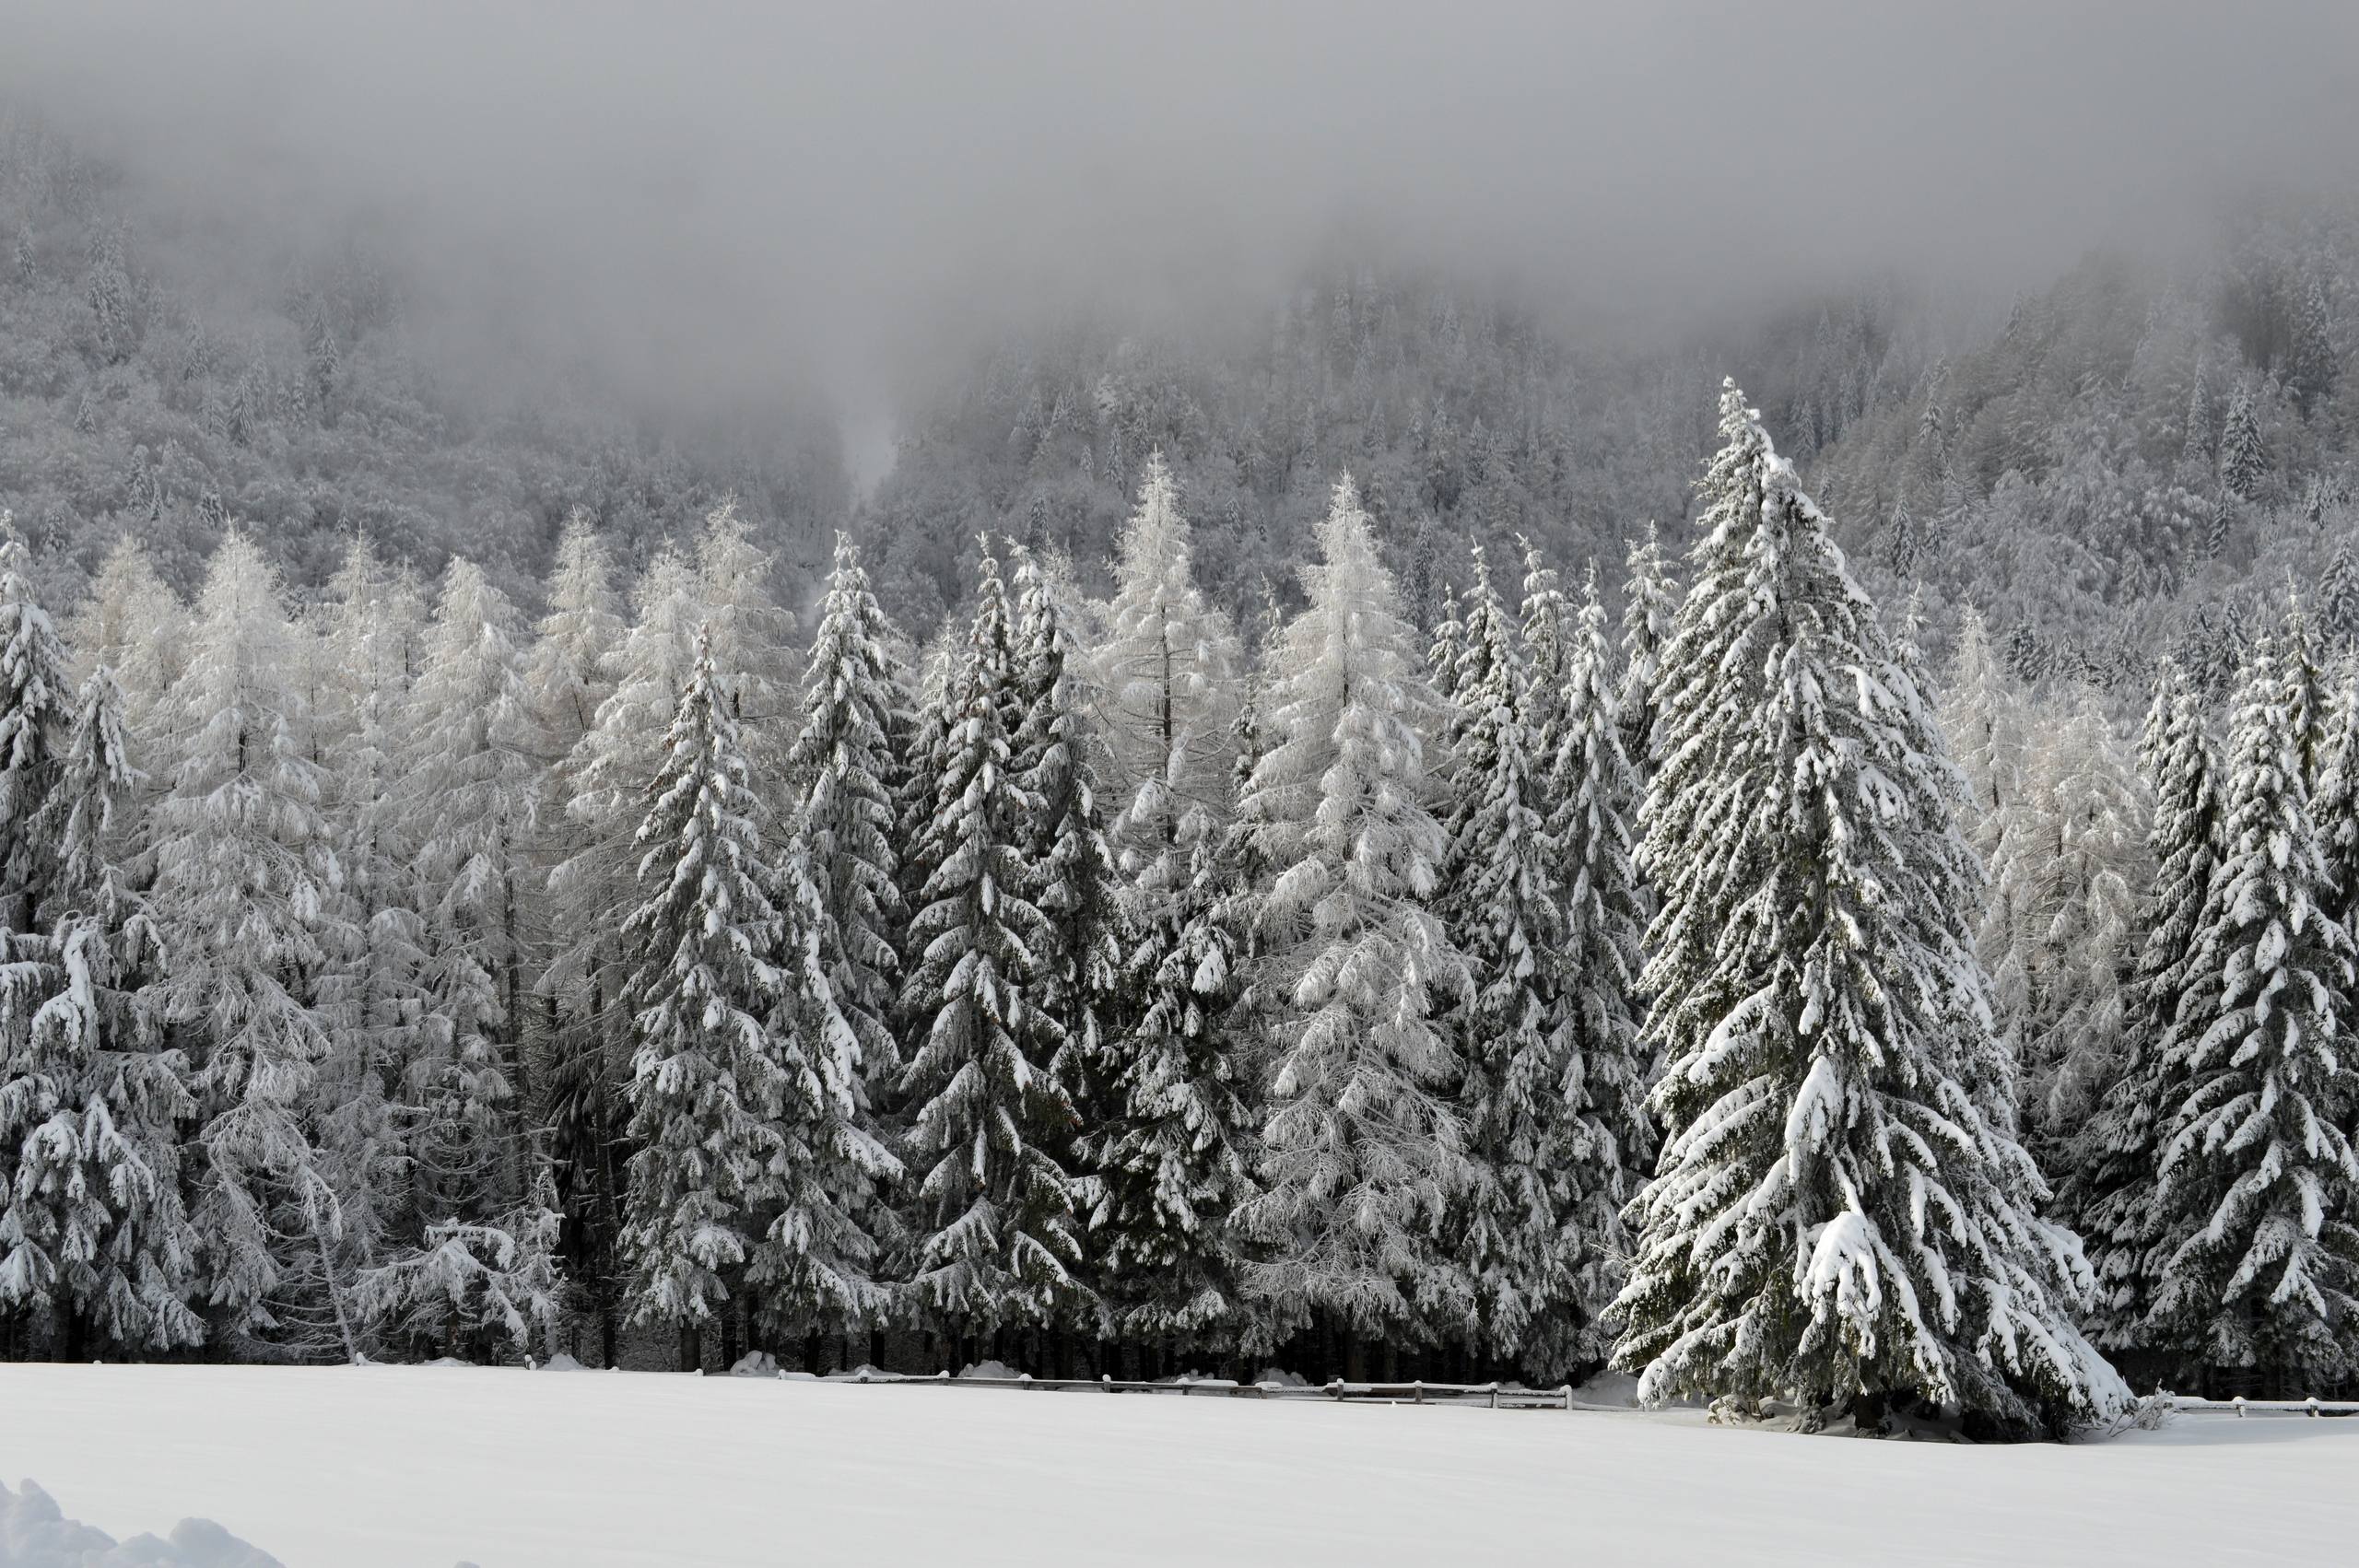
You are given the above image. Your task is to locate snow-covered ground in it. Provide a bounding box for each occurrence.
[6,1364,2354,1567]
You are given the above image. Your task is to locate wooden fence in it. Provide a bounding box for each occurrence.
[830,1369,1606,1410]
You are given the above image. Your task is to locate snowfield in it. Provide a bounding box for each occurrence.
[5,1364,2354,1567]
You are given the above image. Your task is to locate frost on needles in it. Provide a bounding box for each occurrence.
[1613,382,2130,1436]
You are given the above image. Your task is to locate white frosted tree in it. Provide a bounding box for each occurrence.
[897,544,1088,1344]
[521,513,628,1356]
[147,531,354,1353]
[303,536,428,1333]
[2010,693,2151,1176]
[2144,638,2359,1393]
[1232,474,1472,1362]
[619,630,892,1368]
[1092,451,1243,870]
[62,535,186,796]
[696,500,803,789]
[1613,383,2125,1435]
[381,558,557,1352]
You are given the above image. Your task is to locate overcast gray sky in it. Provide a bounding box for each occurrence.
[8,0,2357,420]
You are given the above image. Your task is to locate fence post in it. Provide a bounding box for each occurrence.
[1328,1378,1344,1401]
[2233,1396,2246,1419]
[1488,1382,1498,1410]
[1561,1384,1574,1410]
[1412,1380,1424,1405]
[2307,1396,2320,1418]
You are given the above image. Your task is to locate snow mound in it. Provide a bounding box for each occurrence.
[538,1353,587,1373]
[956,1361,1017,1380]
[1568,1371,1640,1408]
[1251,1368,1309,1388]
[729,1352,780,1378]
[825,1364,892,1381]
[422,1357,471,1369]
[1,1477,286,1568]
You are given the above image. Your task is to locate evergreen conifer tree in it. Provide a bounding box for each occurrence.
[2144,638,2359,1392]
[897,544,1088,1345]
[1614,383,2124,1433]
[1232,475,1472,1361]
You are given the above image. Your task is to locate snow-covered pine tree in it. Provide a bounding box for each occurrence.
[147,531,354,1354]
[897,543,1089,1351]
[2320,542,2359,657]
[0,523,68,941]
[2220,383,2268,501]
[2313,656,2359,977]
[620,629,894,1368]
[1080,467,1260,1355]
[1008,546,1127,1133]
[1436,544,1575,1373]
[0,664,202,1355]
[2061,662,2222,1363]
[1617,521,1678,776]
[1232,474,1472,1365]
[1614,382,2125,1435]
[1541,568,1653,1375]
[2144,637,2359,1394]
[788,532,909,1103]
[381,558,557,1352]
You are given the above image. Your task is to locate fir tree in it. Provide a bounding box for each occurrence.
[2322,542,2359,656]
[1008,548,1127,1127]
[2220,384,2268,501]
[897,544,1088,1340]
[1543,569,1653,1371]
[1232,475,1472,1356]
[1614,383,2125,1434]
[620,631,892,1364]
[0,663,202,1355]
[2144,638,2359,1392]
[2063,663,2222,1360]
[788,533,910,1095]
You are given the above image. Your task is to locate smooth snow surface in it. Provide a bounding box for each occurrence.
[6,1365,2356,1567]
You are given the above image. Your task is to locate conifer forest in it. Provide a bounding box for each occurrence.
[6,7,2359,1483]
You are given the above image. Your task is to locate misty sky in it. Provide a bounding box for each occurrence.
[8,0,2358,439]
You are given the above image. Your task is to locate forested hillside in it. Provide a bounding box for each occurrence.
[0,111,848,610]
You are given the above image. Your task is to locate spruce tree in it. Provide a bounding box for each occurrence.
[1614,383,2124,1434]
[897,544,1088,1344]
[2220,384,2268,501]
[1544,568,1653,1372]
[2144,638,2359,1393]
[0,661,202,1355]
[1008,548,1127,1125]
[2063,662,2222,1362]
[620,631,892,1365]
[2320,541,2359,656]
[1232,475,1472,1360]
[788,532,910,1096]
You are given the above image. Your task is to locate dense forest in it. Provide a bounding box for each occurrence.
[4,106,2359,1439]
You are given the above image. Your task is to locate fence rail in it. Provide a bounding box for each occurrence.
[2165,1395,2359,1418]
[828,1369,1602,1410]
